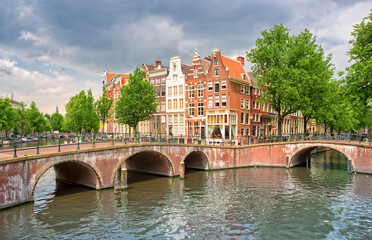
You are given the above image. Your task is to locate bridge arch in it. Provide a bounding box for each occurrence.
[182,150,209,170]
[30,158,103,199]
[289,145,354,171]
[111,149,175,185]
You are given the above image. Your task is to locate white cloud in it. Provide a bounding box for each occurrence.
[0,58,100,114]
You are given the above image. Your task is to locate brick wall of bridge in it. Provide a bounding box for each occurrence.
[0,141,371,209]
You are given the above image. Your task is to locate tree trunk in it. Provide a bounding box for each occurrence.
[303,116,309,134]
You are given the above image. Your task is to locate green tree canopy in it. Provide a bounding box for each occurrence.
[63,90,100,133]
[25,101,48,134]
[247,24,332,135]
[50,112,64,131]
[115,68,158,134]
[14,102,28,136]
[344,11,372,131]
[0,98,17,138]
[95,85,113,133]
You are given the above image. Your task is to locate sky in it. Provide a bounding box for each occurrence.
[0,0,371,114]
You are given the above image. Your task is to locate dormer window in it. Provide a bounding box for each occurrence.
[173,63,177,72]
[214,68,219,76]
[214,58,218,66]
[242,74,246,80]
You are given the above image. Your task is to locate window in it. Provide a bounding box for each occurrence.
[241,99,244,109]
[215,82,219,93]
[257,102,260,110]
[161,88,165,97]
[179,99,184,109]
[194,68,198,78]
[253,100,256,109]
[173,63,177,72]
[215,95,220,107]
[246,128,250,136]
[168,87,172,96]
[252,125,257,136]
[246,99,250,110]
[194,122,199,135]
[197,84,204,98]
[173,86,178,95]
[214,58,218,66]
[208,82,213,91]
[198,102,204,116]
[173,99,178,109]
[241,112,244,124]
[161,101,165,111]
[179,85,183,95]
[189,85,195,98]
[243,74,246,81]
[222,94,226,107]
[189,103,194,116]
[156,88,160,97]
[168,99,172,110]
[208,96,213,108]
[161,77,165,85]
[173,74,177,81]
[246,113,250,124]
[241,128,244,135]
[257,89,260,95]
[246,86,250,95]
[241,85,244,94]
[156,78,160,86]
[221,80,226,90]
[214,68,219,76]
[150,78,155,85]
[180,114,184,125]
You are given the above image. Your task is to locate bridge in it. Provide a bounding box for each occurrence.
[0,141,371,209]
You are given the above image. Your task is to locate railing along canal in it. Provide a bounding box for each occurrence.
[0,132,370,159]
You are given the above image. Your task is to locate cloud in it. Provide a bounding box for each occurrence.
[0,58,100,114]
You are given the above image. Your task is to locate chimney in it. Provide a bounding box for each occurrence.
[237,56,245,66]
[155,60,161,68]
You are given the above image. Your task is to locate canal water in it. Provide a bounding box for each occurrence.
[0,150,371,239]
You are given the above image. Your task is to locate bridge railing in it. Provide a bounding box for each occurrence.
[0,132,370,159]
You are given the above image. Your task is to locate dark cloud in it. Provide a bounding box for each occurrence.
[0,0,370,75]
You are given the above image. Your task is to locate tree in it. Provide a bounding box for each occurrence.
[293,29,334,133]
[50,112,64,131]
[95,85,113,133]
[115,68,158,134]
[315,80,354,133]
[25,101,48,134]
[344,11,372,131]
[0,98,16,138]
[63,90,100,133]
[15,102,28,136]
[247,24,303,135]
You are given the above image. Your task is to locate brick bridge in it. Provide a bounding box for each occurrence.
[0,141,371,209]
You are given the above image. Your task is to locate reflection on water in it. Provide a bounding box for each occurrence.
[0,150,371,239]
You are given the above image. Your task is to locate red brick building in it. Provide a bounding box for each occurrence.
[201,48,251,141]
[185,50,211,138]
[104,71,129,133]
[141,60,169,135]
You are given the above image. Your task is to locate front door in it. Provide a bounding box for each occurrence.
[201,126,205,139]
[225,126,230,139]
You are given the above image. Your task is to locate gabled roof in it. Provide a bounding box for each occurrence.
[181,63,191,75]
[247,72,258,85]
[200,59,211,72]
[143,64,155,72]
[221,55,250,83]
